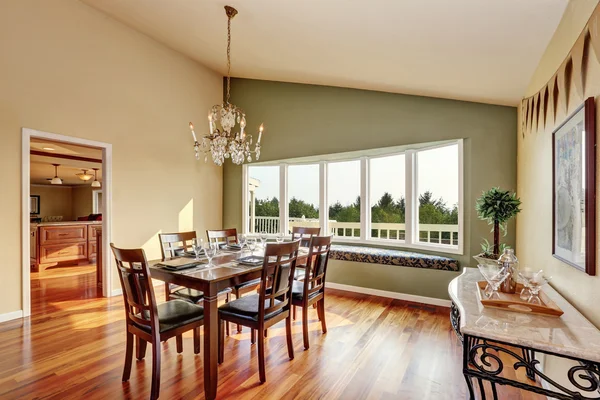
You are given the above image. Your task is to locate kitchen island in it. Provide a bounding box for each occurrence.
[31,221,102,273]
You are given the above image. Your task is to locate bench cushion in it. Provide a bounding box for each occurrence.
[328,245,459,271]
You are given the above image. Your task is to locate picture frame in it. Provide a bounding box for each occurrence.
[552,97,596,276]
[30,195,40,215]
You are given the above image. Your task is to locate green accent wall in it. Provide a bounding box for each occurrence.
[224,78,517,279]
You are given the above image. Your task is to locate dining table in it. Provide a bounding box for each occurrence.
[149,245,309,400]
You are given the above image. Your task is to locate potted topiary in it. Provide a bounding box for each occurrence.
[474,187,521,265]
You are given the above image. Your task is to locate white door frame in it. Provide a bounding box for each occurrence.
[22,128,113,317]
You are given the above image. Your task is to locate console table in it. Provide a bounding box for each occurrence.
[449,268,600,399]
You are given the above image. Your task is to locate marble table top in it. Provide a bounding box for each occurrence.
[449,268,600,363]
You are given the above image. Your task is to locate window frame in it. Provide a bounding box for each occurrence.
[243,139,464,255]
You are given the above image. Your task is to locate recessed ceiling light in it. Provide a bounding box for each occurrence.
[42,147,55,151]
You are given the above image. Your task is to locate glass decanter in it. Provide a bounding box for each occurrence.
[498,248,519,294]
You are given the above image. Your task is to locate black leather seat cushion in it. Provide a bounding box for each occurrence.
[170,288,205,303]
[171,287,233,303]
[290,281,320,302]
[234,278,261,292]
[136,299,204,333]
[219,294,283,322]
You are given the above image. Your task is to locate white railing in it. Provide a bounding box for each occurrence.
[251,216,459,246]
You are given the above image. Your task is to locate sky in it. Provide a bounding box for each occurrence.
[248,144,459,211]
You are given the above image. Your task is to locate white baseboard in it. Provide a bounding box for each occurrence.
[0,310,24,323]
[325,282,452,307]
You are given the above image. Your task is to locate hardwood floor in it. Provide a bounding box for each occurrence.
[0,269,545,399]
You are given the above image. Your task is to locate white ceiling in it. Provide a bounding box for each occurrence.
[81,0,567,106]
[30,139,102,186]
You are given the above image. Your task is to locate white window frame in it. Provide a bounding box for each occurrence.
[242,139,464,255]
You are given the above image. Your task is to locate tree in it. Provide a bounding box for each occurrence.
[289,197,319,219]
[475,187,521,256]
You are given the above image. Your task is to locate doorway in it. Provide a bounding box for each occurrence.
[22,128,112,317]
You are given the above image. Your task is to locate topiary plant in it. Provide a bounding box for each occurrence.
[476,187,521,257]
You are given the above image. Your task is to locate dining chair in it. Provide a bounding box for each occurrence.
[207,228,261,334]
[291,226,321,247]
[206,228,238,246]
[218,240,300,383]
[111,244,204,400]
[159,231,232,335]
[290,235,331,350]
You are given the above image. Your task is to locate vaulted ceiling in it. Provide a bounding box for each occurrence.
[81,0,567,106]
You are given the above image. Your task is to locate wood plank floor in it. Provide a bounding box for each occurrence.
[0,267,545,399]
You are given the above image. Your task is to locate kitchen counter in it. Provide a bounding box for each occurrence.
[31,221,102,272]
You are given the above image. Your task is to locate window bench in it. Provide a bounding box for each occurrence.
[328,244,460,272]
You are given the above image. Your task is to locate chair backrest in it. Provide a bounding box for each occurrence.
[158,231,196,260]
[206,228,238,246]
[302,236,332,302]
[291,227,321,247]
[258,240,301,321]
[111,244,159,334]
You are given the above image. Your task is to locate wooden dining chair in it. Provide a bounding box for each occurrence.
[206,228,238,246]
[159,231,232,335]
[290,235,331,350]
[111,244,204,400]
[218,240,300,383]
[291,226,321,247]
[159,232,201,303]
[207,228,261,334]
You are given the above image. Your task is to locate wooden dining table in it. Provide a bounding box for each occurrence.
[149,246,308,400]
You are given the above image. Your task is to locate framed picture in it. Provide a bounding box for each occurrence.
[552,97,596,276]
[30,195,40,215]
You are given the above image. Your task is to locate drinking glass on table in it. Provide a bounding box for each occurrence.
[276,232,284,243]
[192,238,204,260]
[247,237,257,255]
[259,231,268,248]
[204,242,217,266]
[238,233,246,250]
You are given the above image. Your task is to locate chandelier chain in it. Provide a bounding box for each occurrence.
[226,12,232,104]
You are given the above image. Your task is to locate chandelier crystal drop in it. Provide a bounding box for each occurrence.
[189,5,263,166]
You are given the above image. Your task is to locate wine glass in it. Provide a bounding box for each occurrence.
[477,264,509,299]
[259,231,268,248]
[192,238,203,260]
[247,237,257,255]
[276,232,284,243]
[204,242,217,266]
[237,233,246,250]
[519,270,551,305]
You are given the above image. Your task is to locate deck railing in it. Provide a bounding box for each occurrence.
[251,216,459,246]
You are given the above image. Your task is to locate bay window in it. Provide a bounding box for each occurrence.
[242,139,463,254]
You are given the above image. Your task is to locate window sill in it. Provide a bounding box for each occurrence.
[331,237,463,256]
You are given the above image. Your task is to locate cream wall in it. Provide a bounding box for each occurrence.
[30,185,74,221]
[71,186,96,219]
[517,1,600,327]
[0,0,223,315]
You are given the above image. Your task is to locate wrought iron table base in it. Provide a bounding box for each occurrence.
[463,333,600,400]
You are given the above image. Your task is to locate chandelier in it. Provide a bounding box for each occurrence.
[189,5,263,166]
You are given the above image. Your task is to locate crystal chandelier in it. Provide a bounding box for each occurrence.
[189,5,263,166]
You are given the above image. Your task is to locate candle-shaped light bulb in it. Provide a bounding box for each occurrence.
[189,122,197,142]
[208,114,214,135]
[258,123,264,143]
[240,118,246,140]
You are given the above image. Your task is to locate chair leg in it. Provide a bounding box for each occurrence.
[264,329,268,338]
[176,335,183,354]
[219,319,225,364]
[136,337,147,361]
[319,299,327,334]
[258,328,266,383]
[302,305,310,350]
[122,331,134,381]
[150,340,161,400]
[293,305,296,320]
[165,283,170,302]
[193,327,200,355]
[225,293,230,337]
[286,315,295,360]
[251,328,256,344]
